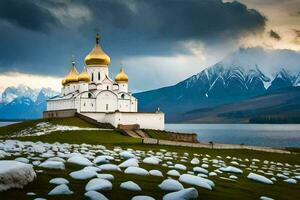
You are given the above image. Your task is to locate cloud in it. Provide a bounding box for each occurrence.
[269,30,281,40]
[0,0,267,91]
[0,0,59,32]
[0,72,61,92]
[293,29,300,44]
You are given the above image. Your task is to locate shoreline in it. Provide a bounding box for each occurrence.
[142,138,296,154]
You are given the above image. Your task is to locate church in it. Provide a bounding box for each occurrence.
[45,34,164,130]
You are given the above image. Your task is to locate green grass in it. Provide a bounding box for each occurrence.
[143,129,173,140]
[0,118,299,200]
[16,130,140,145]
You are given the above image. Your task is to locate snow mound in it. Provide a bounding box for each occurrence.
[125,167,149,176]
[219,166,243,174]
[131,196,155,200]
[99,164,121,172]
[119,158,139,168]
[85,178,112,191]
[159,179,184,191]
[167,169,181,177]
[84,166,102,172]
[67,156,93,166]
[260,196,274,200]
[97,174,114,180]
[149,170,163,177]
[120,151,135,159]
[93,155,113,164]
[143,157,160,165]
[69,169,97,180]
[0,160,36,192]
[120,181,142,191]
[284,178,297,184]
[163,187,198,200]
[193,167,208,174]
[48,184,73,195]
[84,191,109,200]
[174,164,187,171]
[0,150,10,158]
[179,174,215,190]
[49,178,69,185]
[247,173,273,184]
[39,161,65,170]
[191,158,200,165]
[15,157,30,164]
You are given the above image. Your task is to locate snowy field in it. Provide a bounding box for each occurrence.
[0,138,299,200]
[0,122,111,138]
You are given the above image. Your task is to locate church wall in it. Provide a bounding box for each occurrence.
[87,66,108,83]
[81,112,164,130]
[96,91,118,112]
[80,98,96,112]
[47,99,74,111]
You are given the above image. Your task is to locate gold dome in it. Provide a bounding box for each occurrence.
[65,62,79,84]
[85,33,110,66]
[78,67,91,82]
[61,79,67,86]
[115,68,128,83]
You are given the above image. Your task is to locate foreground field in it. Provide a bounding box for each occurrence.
[0,118,299,200]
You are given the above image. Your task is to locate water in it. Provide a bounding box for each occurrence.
[0,121,19,127]
[165,124,300,148]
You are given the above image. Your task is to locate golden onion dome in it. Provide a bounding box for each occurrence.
[61,79,67,86]
[65,62,79,84]
[78,67,91,82]
[115,68,128,83]
[85,33,110,66]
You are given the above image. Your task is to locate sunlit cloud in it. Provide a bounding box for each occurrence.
[0,72,61,92]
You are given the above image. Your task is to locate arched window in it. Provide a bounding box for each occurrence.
[88,93,92,98]
[121,94,125,99]
[98,72,100,80]
[106,86,109,90]
[106,104,108,111]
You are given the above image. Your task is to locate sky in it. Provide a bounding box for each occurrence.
[0,0,300,93]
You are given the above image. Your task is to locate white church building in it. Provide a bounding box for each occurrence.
[45,34,164,130]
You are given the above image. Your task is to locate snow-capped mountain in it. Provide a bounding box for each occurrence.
[0,86,59,120]
[135,48,300,122]
[1,85,40,104]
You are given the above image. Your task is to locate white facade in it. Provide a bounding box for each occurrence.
[46,34,164,130]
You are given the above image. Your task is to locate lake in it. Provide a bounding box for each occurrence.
[165,124,300,148]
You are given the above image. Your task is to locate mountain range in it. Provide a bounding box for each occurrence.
[0,85,59,120]
[135,47,300,122]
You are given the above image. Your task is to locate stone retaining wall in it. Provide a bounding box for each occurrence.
[43,109,77,118]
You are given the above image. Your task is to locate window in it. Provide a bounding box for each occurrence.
[91,103,93,107]
[106,86,109,90]
[88,93,92,98]
[106,104,108,111]
[83,102,86,107]
[121,94,125,99]
[98,72,100,80]
[91,73,94,81]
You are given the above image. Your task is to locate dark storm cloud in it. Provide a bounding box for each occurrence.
[0,0,266,76]
[0,0,59,32]
[269,30,281,40]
